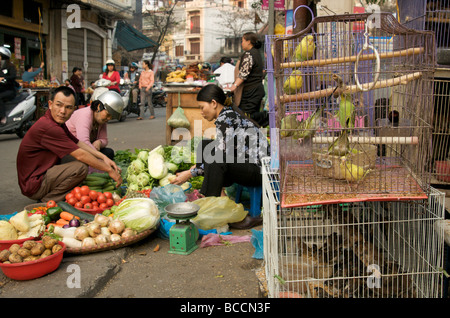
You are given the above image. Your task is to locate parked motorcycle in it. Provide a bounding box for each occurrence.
[91,78,127,122]
[0,89,36,138]
[121,81,167,117]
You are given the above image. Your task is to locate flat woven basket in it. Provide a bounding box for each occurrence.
[24,203,47,211]
[64,227,157,254]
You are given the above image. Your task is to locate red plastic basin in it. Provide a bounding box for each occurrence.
[0,241,66,280]
[0,237,37,251]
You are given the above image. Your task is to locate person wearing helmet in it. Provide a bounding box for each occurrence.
[102,59,121,93]
[123,62,140,109]
[66,90,124,163]
[17,86,122,203]
[0,47,18,124]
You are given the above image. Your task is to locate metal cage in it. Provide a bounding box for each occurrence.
[262,157,446,298]
[268,13,436,208]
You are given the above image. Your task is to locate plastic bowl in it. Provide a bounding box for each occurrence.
[0,241,66,280]
[0,237,38,251]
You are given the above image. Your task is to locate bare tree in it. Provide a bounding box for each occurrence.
[142,1,182,65]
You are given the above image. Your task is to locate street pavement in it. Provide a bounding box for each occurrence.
[0,107,265,300]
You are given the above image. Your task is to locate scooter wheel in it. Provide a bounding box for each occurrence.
[16,120,33,138]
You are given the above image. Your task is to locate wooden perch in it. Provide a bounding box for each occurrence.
[279,47,424,69]
[279,72,423,103]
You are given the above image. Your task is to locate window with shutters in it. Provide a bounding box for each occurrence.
[190,41,200,55]
[190,15,200,34]
[175,45,184,57]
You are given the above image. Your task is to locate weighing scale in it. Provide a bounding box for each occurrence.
[165,202,200,255]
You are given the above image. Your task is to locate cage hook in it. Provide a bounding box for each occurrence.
[354,22,380,92]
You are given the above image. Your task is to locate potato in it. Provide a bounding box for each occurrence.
[9,244,21,254]
[43,237,57,249]
[40,249,52,259]
[23,256,37,262]
[52,244,62,254]
[23,240,37,250]
[0,250,11,262]
[9,253,23,263]
[17,248,31,258]
[30,243,45,256]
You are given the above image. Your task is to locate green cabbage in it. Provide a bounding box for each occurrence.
[136,172,151,187]
[148,152,168,179]
[114,198,160,232]
[137,150,149,163]
[129,159,146,174]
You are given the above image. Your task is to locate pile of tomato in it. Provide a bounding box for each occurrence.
[65,185,115,210]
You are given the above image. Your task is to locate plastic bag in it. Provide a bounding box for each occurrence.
[167,106,190,129]
[149,184,187,216]
[251,229,264,259]
[191,196,247,230]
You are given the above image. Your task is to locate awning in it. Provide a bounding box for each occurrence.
[114,20,157,51]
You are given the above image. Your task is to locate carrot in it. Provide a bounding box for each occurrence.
[59,211,80,221]
[46,222,57,229]
[56,218,69,226]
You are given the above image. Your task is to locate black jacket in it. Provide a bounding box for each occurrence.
[0,61,17,92]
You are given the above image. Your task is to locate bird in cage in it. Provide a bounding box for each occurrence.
[283,70,304,95]
[294,34,315,62]
[338,94,356,129]
[291,103,325,141]
[280,113,301,138]
[339,157,371,183]
[328,123,350,157]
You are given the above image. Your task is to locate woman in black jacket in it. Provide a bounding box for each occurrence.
[229,32,266,125]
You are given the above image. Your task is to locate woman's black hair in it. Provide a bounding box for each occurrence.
[197,84,226,105]
[142,60,153,70]
[90,100,104,112]
[197,84,261,127]
[72,67,82,74]
[243,32,262,49]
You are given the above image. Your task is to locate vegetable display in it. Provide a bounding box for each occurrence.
[64,186,116,211]
[0,211,45,240]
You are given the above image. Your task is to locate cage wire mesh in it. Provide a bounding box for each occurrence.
[261,157,445,298]
[431,77,450,183]
[267,13,436,208]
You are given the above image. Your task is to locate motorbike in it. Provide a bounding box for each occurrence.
[91,78,128,122]
[0,88,36,138]
[121,81,167,117]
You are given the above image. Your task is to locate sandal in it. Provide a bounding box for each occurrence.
[137,117,143,120]
[149,116,155,119]
[229,216,263,230]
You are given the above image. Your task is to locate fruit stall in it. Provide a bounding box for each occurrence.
[0,142,208,280]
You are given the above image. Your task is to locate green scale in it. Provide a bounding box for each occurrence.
[165,202,200,255]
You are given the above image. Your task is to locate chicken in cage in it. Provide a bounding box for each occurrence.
[268,12,436,208]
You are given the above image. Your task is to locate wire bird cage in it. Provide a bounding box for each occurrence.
[431,78,450,183]
[261,158,445,298]
[267,12,436,208]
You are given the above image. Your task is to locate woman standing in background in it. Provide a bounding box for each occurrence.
[138,60,155,120]
[229,32,265,126]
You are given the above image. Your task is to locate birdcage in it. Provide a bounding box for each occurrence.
[431,77,450,183]
[261,157,445,298]
[268,12,436,208]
